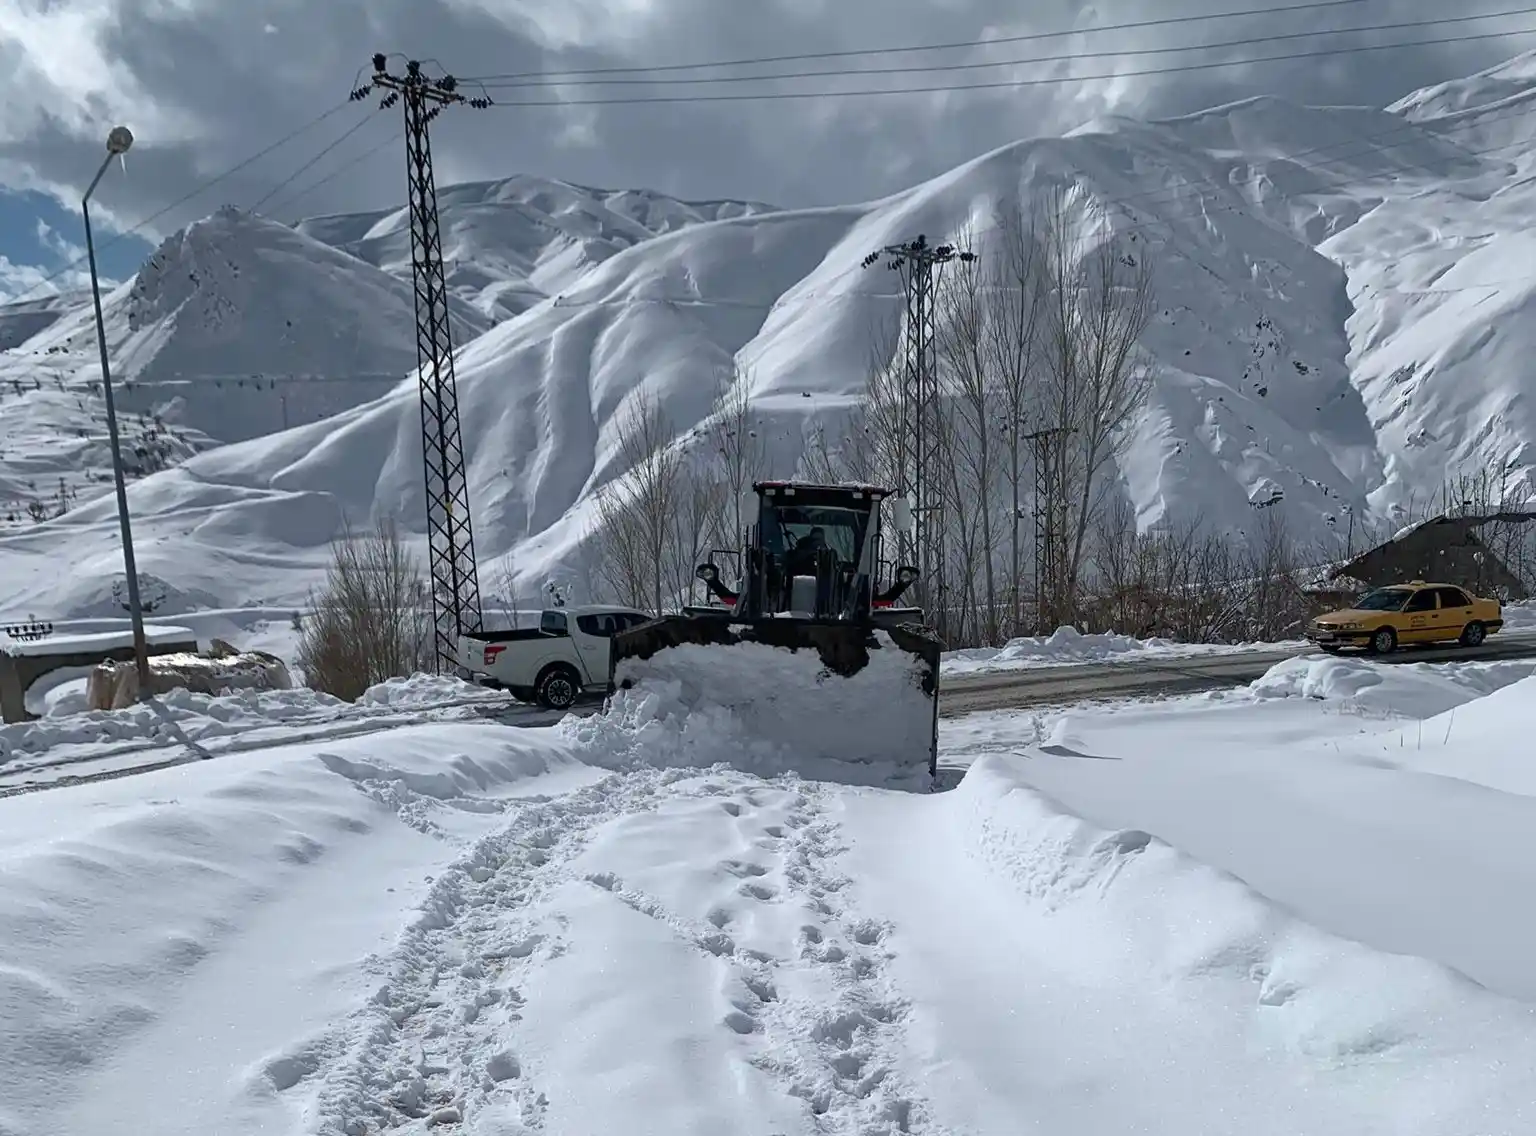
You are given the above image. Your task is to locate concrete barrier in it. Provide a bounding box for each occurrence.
[85,640,293,710]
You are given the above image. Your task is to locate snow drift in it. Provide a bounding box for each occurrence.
[1249,653,1536,717]
[583,632,937,788]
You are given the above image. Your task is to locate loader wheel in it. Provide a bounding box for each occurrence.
[1460,621,1486,648]
[1368,627,1397,655]
[535,664,581,711]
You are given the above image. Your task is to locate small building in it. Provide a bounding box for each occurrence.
[1315,512,1534,602]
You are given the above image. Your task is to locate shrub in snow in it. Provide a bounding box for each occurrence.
[294,517,434,701]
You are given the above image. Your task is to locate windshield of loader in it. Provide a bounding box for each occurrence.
[760,503,871,567]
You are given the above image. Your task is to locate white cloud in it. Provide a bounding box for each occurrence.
[33,217,87,264]
[0,0,1528,257]
[0,254,109,303]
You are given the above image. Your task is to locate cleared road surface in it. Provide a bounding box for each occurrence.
[939,632,1536,717]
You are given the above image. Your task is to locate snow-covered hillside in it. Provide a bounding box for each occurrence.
[0,207,491,445]
[297,174,777,322]
[0,288,88,351]
[7,53,1536,618]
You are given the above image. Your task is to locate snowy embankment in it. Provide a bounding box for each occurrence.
[942,624,1305,674]
[6,648,1536,1133]
[0,674,522,791]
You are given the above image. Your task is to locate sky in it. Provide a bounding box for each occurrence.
[0,0,1531,305]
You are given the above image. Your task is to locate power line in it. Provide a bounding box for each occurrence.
[9,99,357,304]
[479,7,1536,88]
[249,110,381,213]
[265,127,404,221]
[464,0,1382,80]
[480,26,1536,105]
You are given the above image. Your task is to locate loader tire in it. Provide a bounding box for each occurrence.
[535,664,581,711]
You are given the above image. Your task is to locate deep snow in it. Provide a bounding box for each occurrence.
[4,651,1536,1133]
[9,56,1536,617]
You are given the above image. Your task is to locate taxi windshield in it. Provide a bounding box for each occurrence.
[1354,588,1412,611]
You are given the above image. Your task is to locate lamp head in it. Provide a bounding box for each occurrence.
[106,126,133,155]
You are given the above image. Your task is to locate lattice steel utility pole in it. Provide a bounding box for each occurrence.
[1025,425,1075,634]
[861,235,974,628]
[352,56,492,671]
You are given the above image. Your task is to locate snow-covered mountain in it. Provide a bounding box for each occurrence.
[0,289,89,351]
[5,52,1536,619]
[296,174,778,322]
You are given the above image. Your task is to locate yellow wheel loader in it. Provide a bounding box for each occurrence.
[607,481,943,782]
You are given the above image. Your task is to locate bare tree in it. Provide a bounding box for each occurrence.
[704,364,768,551]
[800,421,845,486]
[1242,508,1308,642]
[1038,190,1157,618]
[493,548,522,630]
[593,390,686,614]
[985,199,1047,636]
[935,233,1001,644]
[668,454,727,604]
[296,517,432,700]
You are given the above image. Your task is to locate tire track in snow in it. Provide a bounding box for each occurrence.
[583,778,935,1135]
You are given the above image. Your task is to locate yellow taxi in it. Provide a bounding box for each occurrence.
[1307,581,1503,655]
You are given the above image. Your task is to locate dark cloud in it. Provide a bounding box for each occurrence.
[0,0,1529,269]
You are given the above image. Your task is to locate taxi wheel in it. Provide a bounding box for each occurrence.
[1368,627,1397,655]
[1460,621,1486,648]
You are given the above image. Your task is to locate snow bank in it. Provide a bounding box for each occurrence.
[1502,600,1536,631]
[1384,673,1536,796]
[943,625,1297,674]
[902,755,1536,1126]
[0,722,583,1136]
[0,672,498,766]
[1248,655,1536,717]
[573,632,936,788]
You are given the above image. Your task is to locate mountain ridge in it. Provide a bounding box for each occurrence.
[4,55,1536,618]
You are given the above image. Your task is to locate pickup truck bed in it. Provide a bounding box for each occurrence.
[470,627,561,644]
[455,605,652,710]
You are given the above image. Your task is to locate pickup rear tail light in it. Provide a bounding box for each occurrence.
[483,644,506,666]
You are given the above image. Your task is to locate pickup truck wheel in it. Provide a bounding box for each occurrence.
[536,665,581,711]
[1368,627,1397,655]
[1460,621,1486,647]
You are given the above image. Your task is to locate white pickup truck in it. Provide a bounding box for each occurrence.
[455,604,653,710]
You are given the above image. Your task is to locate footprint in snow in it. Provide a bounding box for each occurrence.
[722,859,768,878]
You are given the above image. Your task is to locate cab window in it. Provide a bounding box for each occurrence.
[540,610,569,636]
[1434,586,1470,608]
[576,613,619,637]
[1404,589,1437,612]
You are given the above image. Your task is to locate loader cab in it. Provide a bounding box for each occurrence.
[694,481,919,621]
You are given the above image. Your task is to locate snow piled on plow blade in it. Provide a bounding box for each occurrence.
[567,629,939,789]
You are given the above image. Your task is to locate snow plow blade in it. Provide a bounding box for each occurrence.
[608,613,942,781]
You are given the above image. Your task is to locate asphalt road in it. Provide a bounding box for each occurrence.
[938,632,1536,717]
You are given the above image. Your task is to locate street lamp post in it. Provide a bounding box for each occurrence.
[83,125,151,695]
